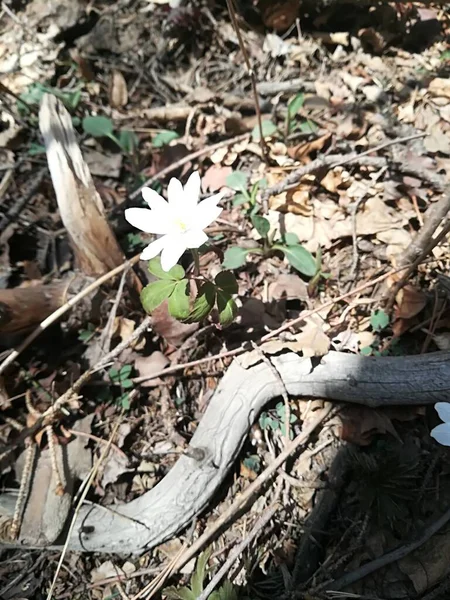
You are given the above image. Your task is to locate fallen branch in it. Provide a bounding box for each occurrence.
[2,349,450,553]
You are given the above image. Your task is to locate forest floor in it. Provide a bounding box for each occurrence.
[1,1,450,599]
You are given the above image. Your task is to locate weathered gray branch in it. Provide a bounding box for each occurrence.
[2,349,450,553]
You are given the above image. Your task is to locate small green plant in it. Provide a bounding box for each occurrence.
[109,364,133,409]
[222,220,319,279]
[225,170,263,216]
[78,322,96,343]
[285,92,319,136]
[370,309,390,332]
[140,257,238,327]
[152,130,180,147]
[82,115,139,156]
[251,119,278,142]
[164,550,238,600]
[259,402,297,439]
[125,232,145,253]
[18,82,82,115]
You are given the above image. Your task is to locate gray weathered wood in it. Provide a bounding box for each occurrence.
[3,349,450,552]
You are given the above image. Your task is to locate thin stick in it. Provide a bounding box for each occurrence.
[385,192,450,309]
[225,0,269,164]
[261,133,426,202]
[197,499,281,600]
[0,254,141,375]
[9,441,35,540]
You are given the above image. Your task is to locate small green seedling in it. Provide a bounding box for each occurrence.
[259,402,297,439]
[164,549,238,600]
[82,115,139,156]
[152,130,180,147]
[109,364,134,410]
[78,322,96,343]
[285,92,319,136]
[18,82,82,115]
[223,224,319,279]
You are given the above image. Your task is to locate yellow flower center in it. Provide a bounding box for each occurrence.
[174,218,187,231]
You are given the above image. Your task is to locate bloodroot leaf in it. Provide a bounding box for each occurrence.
[82,115,114,137]
[217,290,238,327]
[222,246,249,269]
[148,256,185,281]
[215,271,238,295]
[225,170,248,192]
[186,282,216,323]
[251,215,270,238]
[168,279,191,320]
[281,245,317,277]
[141,280,177,313]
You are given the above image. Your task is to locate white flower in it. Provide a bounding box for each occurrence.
[125,172,223,271]
[431,402,450,446]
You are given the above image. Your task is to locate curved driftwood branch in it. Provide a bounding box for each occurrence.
[1,349,442,553]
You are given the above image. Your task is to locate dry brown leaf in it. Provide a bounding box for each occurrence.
[356,196,408,235]
[424,124,450,155]
[113,317,145,350]
[202,165,232,192]
[270,187,312,215]
[320,169,344,193]
[268,274,308,301]
[339,406,401,446]
[395,284,427,319]
[293,319,330,357]
[134,351,170,388]
[109,70,128,108]
[428,77,450,99]
[287,132,331,161]
[151,300,198,347]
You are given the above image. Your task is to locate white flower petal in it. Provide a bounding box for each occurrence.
[431,423,450,446]
[160,235,187,271]
[167,177,184,210]
[194,197,223,229]
[141,187,169,212]
[435,402,450,423]
[125,208,169,235]
[183,171,201,208]
[140,236,168,260]
[182,229,208,249]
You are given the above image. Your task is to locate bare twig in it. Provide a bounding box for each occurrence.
[197,497,281,600]
[385,215,450,310]
[9,441,35,540]
[225,0,269,164]
[261,133,425,202]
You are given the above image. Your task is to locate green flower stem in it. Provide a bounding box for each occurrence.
[192,249,201,277]
[107,132,127,154]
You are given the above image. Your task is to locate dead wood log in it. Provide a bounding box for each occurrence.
[39,93,125,277]
[1,349,449,553]
[0,275,92,339]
